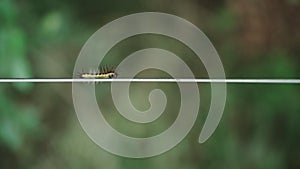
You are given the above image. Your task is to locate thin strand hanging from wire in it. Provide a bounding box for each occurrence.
[0,78,299,83]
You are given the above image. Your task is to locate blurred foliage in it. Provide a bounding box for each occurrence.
[0,1,42,169]
[0,0,300,169]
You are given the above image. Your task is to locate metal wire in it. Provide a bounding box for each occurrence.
[0,78,300,83]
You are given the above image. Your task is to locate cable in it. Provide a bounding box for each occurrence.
[0,78,300,83]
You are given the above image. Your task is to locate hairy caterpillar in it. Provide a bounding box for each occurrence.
[78,66,118,79]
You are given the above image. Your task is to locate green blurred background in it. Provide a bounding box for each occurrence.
[0,0,300,168]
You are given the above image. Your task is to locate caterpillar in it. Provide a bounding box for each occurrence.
[78,66,118,79]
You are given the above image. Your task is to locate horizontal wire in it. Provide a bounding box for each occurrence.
[0,78,300,83]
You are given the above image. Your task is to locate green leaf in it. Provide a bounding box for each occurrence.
[4,27,33,91]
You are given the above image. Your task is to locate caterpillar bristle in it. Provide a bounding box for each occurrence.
[78,65,118,79]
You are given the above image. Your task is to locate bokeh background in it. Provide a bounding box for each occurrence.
[0,0,299,168]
